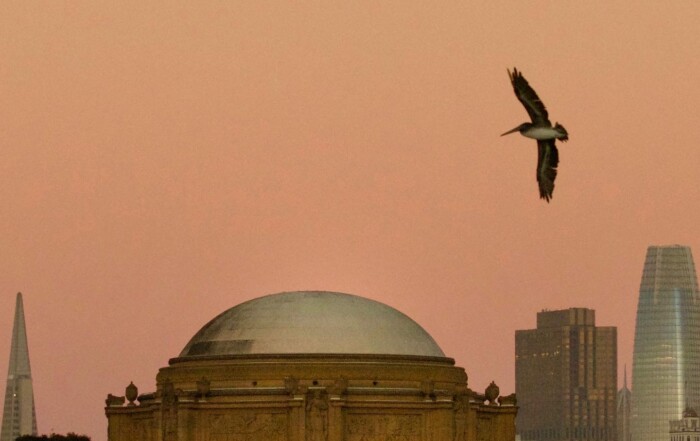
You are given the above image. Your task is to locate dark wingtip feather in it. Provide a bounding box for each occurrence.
[539,182,553,202]
[509,67,520,84]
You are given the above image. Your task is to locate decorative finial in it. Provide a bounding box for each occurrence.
[125,382,138,406]
[485,381,499,405]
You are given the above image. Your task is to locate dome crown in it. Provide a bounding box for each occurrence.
[179,291,445,358]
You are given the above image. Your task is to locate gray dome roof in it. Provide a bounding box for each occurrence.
[179,291,445,358]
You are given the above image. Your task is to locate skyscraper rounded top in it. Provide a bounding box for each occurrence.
[178,291,446,358]
[641,245,698,301]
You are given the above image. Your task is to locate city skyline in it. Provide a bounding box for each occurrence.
[2,2,700,440]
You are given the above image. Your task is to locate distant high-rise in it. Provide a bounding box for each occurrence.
[515,308,617,441]
[631,245,700,441]
[0,293,37,441]
[617,367,631,441]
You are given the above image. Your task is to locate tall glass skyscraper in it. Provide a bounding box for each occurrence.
[631,245,700,441]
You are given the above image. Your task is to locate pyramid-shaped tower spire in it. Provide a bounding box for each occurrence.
[0,293,37,441]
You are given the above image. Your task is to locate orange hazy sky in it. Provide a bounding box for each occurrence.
[2,2,700,440]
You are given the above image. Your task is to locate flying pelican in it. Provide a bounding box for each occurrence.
[501,68,568,202]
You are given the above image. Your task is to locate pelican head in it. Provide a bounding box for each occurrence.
[501,122,532,137]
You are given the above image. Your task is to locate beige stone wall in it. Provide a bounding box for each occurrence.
[106,355,516,441]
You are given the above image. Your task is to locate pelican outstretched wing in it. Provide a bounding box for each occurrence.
[536,139,559,202]
[509,68,550,126]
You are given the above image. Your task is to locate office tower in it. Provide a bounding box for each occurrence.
[0,293,37,441]
[516,308,617,441]
[617,367,631,441]
[631,245,700,441]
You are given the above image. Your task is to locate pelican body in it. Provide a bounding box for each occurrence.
[502,123,568,141]
[501,68,568,202]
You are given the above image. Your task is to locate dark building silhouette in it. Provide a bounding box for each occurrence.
[631,245,700,441]
[516,308,617,441]
[0,293,37,441]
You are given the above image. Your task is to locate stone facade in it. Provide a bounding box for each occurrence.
[106,354,516,441]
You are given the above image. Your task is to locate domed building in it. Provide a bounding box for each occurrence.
[669,407,700,441]
[105,291,516,441]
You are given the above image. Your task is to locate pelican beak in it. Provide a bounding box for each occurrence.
[500,126,520,137]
